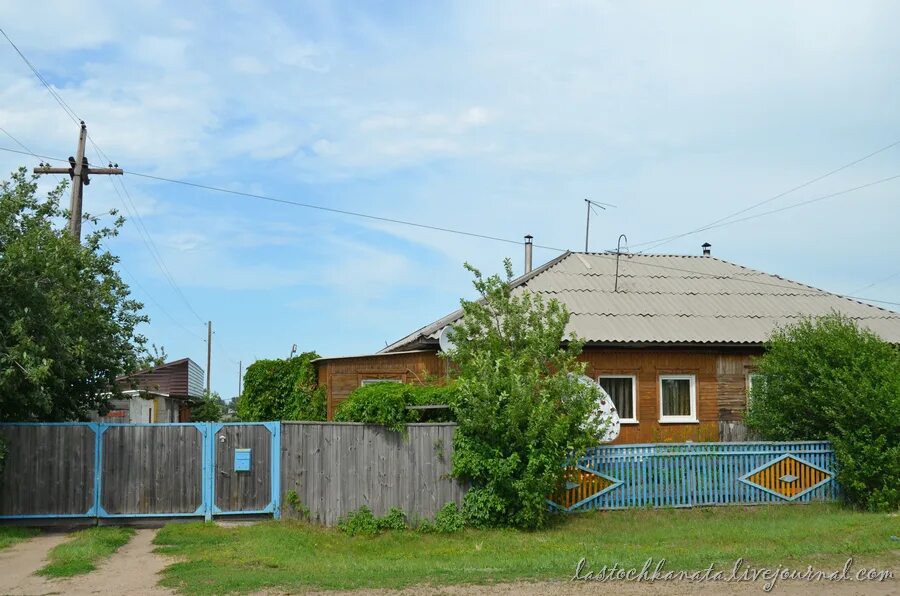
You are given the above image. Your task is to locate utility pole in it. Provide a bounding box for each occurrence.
[238,360,242,398]
[206,321,212,393]
[33,122,123,241]
[583,199,617,252]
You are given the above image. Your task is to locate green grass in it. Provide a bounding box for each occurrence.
[36,526,136,578]
[154,504,900,594]
[0,527,39,550]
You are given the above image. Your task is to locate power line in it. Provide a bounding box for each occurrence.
[0,27,81,125]
[2,145,895,313]
[126,170,568,252]
[99,173,207,325]
[0,25,212,331]
[848,270,900,296]
[0,126,34,154]
[632,137,900,252]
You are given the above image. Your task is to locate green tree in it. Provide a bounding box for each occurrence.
[191,390,226,422]
[0,168,148,421]
[447,259,602,529]
[746,313,900,511]
[236,353,325,421]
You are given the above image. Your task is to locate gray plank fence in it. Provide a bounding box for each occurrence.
[280,422,465,525]
[1,422,837,526]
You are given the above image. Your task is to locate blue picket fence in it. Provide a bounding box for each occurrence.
[550,441,839,512]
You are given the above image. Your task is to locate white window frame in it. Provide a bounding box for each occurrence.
[597,374,638,424]
[658,374,698,424]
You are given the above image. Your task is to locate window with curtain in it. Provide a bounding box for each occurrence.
[659,375,697,422]
[597,375,637,422]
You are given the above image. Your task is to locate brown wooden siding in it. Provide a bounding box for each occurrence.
[317,352,445,419]
[317,347,761,443]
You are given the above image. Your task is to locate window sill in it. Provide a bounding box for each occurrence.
[658,418,699,424]
[619,419,639,425]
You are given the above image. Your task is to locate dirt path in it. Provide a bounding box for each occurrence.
[310,577,899,596]
[0,533,69,593]
[0,528,174,596]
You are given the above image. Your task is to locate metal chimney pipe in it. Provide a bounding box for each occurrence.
[524,235,533,274]
[702,242,711,256]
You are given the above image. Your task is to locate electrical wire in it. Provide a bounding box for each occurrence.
[0,126,34,154]
[126,170,568,252]
[632,137,900,252]
[1,143,897,310]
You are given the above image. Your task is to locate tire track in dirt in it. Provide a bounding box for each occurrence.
[0,528,174,595]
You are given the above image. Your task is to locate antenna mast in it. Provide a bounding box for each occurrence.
[584,199,617,252]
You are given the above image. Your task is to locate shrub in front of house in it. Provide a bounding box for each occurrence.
[333,382,456,432]
[746,313,900,511]
[447,260,603,530]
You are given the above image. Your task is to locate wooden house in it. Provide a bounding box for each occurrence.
[93,358,205,423]
[315,248,900,442]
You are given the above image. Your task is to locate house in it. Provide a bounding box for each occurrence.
[93,358,205,423]
[315,245,900,443]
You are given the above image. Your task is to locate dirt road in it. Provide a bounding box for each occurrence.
[0,528,173,595]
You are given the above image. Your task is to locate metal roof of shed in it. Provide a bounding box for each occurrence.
[380,252,900,352]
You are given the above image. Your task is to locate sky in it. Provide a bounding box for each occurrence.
[0,1,898,399]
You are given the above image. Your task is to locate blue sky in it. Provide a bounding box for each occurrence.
[1,1,898,399]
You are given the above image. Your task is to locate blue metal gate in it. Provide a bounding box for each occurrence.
[0,422,281,521]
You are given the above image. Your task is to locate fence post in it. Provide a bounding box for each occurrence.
[272,422,281,520]
[686,442,694,508]
[93,423,102,526]
[203,423,213,522]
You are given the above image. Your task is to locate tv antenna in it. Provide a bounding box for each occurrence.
[584,199,617,252]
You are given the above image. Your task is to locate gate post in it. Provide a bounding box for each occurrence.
[271,422,281,520]
[203,423,213,521]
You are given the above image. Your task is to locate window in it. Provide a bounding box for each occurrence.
[597,375,638,423]
[659,375,697,423]
[360,378,402,386]
[747,372,765,404]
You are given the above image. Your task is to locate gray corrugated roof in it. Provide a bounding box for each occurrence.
[381,252,900,351]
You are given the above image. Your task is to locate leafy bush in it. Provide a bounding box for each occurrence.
[746,313,900,511]
[337,506,409,536]
[418,502,466,533]
[333,382,455,432]
[190,390,225,422]
[237,354,325,421]
[448,260,602,530]
[378,507,409,531]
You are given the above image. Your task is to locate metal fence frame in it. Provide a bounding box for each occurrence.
[0,422,279,521]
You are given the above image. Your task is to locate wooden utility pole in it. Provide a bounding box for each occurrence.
[238,360,242,397]
[206,321,213,393]
[33,122,123,241]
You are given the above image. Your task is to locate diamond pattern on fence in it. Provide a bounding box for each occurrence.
[548,465,622,512]
[738,454,833,501]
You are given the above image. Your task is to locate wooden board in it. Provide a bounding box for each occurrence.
[100,425,203,514]
[0,425,95,516]
[214,425,272,512]
[280,422,465,526]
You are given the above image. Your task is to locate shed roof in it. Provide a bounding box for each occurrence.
[381,252,900,352]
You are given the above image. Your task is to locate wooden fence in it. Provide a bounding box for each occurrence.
[1,422,838,525]
[281,423,465,525]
